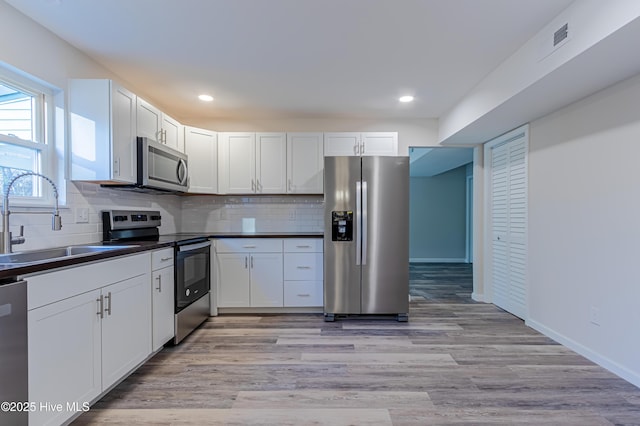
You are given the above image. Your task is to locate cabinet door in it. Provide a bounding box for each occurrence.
[152,266,175,351]
[324,132,359,156]
[101,273,152,390]
[361,132,398,156]
[136,97,162,141]
[216,253,251,307]
[185,126,218,194]
[250,253,284,307]
[287,133,324,194]
[218,132,256,194]
[111,83,137,183]
[162,113,184,152]
[255,132,286,193]
[28,289,102,426]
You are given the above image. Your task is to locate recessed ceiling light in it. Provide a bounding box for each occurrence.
[198,94,214,102]
[399,95,414,103]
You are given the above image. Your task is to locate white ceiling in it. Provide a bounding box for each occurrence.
[5,0,574,122]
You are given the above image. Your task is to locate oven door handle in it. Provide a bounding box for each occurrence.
[178,241,211,252]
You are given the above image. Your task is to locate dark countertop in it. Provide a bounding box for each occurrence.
[0,232,323,281]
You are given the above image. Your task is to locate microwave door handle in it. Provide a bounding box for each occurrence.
[177,158,188,185]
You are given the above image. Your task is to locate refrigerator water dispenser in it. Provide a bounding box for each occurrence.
[331,211,353,241]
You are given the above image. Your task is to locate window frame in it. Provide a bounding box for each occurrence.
[0,66,57,208]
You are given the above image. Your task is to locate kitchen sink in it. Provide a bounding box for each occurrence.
[0,245,139,266]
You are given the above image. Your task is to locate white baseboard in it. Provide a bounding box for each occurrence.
[526,318,640,389]
[409,257,468,263]
[471,292,484,302]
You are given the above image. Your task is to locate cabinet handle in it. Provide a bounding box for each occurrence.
[288,179,292,192]
[114,157,120,177]
[163,129,167,143]
[160,257,172,262]
[354,143,359,155]
[104,292,112,316]
[296,245,311,248]
[251,179,255,192]
[297,293,310,297]
[245,256,248,269]
[296,266,312,269]
[251,256,254,268]
[155,130,162,143]
[242,245,257,249]
[361,142,365,153]
[96,295,104,319]
[156,275,162,292]
[256,179,261,192]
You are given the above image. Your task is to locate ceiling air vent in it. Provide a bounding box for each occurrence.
[554,23,568,47]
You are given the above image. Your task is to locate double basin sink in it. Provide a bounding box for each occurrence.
[0,245,138,267]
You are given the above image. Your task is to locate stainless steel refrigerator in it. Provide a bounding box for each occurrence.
[324,156,409,321]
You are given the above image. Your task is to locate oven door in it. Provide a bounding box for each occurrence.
[175,240,211,312]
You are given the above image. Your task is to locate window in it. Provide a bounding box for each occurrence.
[0,68,55,205]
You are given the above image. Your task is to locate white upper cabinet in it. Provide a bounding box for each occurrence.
[324,132,398,156]
[218,132,255,194]
[218,132,286,194]
[161,113,184,152]
[286,132,324,194]
[184,126,218,194]
[69,79,137,184]
[256,132,287,194]
[361,132,398,156]
[136,97,184,152]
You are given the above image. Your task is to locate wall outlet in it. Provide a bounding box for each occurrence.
[589,306,601,326]
[75,207,89,223]
[288,210,296,220]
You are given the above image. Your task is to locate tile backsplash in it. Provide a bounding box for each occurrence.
[10,182,182,251]
[181,195,324,233]
[9,183,324,252]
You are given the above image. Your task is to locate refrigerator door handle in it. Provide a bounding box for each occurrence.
[362,180,368,265]
[356,180,362,266]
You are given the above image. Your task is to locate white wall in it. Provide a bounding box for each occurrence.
[409,166,467,262]
[527,71,640,387]
[0,1,181,249]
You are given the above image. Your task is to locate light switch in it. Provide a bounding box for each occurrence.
[76,207,89,223]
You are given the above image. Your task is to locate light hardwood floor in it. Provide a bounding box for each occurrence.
[73,264,640,425]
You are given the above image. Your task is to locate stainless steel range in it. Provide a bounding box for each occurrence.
[102,209,211,344]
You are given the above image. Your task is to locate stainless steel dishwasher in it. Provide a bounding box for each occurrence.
[0,279,28,425]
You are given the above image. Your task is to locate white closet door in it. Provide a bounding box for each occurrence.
[488,127,528,319]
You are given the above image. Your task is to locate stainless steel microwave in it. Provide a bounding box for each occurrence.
[137,136,188,192]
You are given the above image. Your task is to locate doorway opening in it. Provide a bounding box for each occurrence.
[408,146,474,302]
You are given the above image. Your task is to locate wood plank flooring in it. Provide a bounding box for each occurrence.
[73,264,640,425]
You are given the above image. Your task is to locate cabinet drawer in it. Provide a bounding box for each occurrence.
[283,238,323,253]
[215,238,282,253]
[284,281,323,307]
[284,253,323,281]
[26,252,151,310]
[152,248,174,270]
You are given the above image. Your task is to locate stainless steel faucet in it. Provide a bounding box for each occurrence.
[1,172,62,254]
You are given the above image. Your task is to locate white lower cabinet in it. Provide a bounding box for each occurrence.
[215,238,323,309]
[151,248,175,350]
[26,253,151,426]
[250,252,284,307]
[216,252,251,307]
[215,239,283,308]
[100,275,152,389]
[283,239,324,307]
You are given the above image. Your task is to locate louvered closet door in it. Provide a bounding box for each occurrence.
[490,132,527,319]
